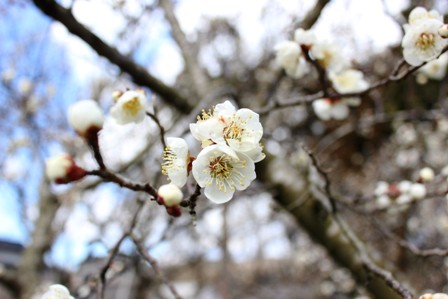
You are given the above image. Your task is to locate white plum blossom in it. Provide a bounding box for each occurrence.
[409,183,427,199]
[417,52,448,83]
[374,181,392,208]
[110,89,148,124]
[1,68,15,83]
[419,167,435,182]
[274,41,310,79]
[329,69,369,94]
[402,18,447,66]
[158,183,183,207]
[162,137,190,187]
[67,99,104,136]
[40,284,74,299]
[312,98,359,121]
[310,41,349,72]
[18,78,33,95]
[373,180,426,208]
[192,144,256,204]
[419,293,448,299]
[45,153,86,184]
[294,28,316,46]
[190,101,265,162]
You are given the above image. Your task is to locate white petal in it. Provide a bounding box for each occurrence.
[233,152,256,190]
[312,99,332,120]
[214,100,236,116]
[204,181,235,204]
[331,102,350,120]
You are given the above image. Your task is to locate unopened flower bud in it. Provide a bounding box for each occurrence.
[67,99,104,138]
[439,24,448,38]
[157,183,183,207]
[45,154,86,184]
[419,167,435,182]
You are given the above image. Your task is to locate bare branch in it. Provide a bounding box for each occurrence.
[131,233,183,299]
[159,0,208,97]
[32,0,193,113]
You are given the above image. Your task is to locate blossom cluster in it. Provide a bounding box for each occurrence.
[374,167,434,209]
[402,7,448,66]
[46,94,263,212]
[275,28,368,121]
[40,284,74,299]
[162,100,264,204]
[45,89,149,183]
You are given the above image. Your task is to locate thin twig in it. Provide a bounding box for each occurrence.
[97,199,146,298]
[146,111,167,149]
[305,148,413,298]
[87,169,158,198]
[131,233,183,299]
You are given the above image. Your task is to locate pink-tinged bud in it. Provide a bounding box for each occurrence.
[67,99,104,138]
[45,154,86,184]
[157,183,183,207]
[165,206,182,217]
[439,24,448,38]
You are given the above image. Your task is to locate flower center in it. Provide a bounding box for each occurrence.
[416,33,435,50]
[209,155,233,179]
[123,98,142,116]
[223,119,245,141]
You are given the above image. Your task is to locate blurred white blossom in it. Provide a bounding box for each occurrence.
[67,99,104,136]
[40,284,74,299]
[110,89,148,124]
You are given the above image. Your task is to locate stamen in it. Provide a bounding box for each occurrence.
[123,97,142,116]
[416,33,435,50]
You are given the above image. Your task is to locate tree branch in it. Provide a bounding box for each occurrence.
[32,0,193,113]
[159,0,208,97]
[257,154,412,299]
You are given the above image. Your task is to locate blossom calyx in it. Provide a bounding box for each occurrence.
[45,154,87,184]
[67,99,104,138]
[157,183,183,207]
